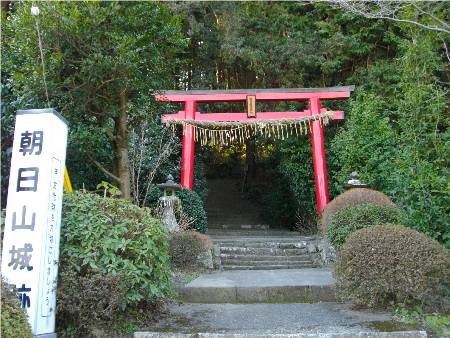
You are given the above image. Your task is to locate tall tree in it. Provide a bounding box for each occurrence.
[2,1,185,199]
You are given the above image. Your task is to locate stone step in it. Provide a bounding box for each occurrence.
[208,224,270,230]
[178,268,335,303]
[219,242,311,249]
[207,209,262,215]
[219,247,309,255]
[221,258,314,266]
[212,236,317,242]
[220,254,312,261]
[207,213,261,217]
[213,236,315,241]
[222,256,313,266]
[223,264,317,270]
[207,229,294,236]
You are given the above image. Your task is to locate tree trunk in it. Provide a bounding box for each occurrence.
[114,91,132,200]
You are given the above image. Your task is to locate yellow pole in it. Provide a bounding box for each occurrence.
[64,167,73,192]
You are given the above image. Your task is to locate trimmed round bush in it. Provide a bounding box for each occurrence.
[335,224,450,311]
[1,279,33,338]
[176,189,208,233]
[169,230,213,269]
[327,204,405,250]
[320,188,395,236]
[61,191,172,306]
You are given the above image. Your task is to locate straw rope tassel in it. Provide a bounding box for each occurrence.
[165,111,335,145]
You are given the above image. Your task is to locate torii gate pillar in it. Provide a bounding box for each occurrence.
[180,100,196,189]
[309,97,329,213]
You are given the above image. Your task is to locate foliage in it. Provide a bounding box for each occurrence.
[391,32,449,246]
[331,93,397,193]
[169,230,213,270]
[2,2,186,197]
[174,2,400,89]
[320,188,395,236]
[332,29,449,247]
[61,191,172,306]
[96,181,122,198]
[128,108,181,207]
[193,153,209,203]
[277,137,318,227]
[0,280,33,338]
[176,189,208,233]
[327,204,406,250]
[56,267,127,337]
[330,1,450,36]
[394,306,450,338]
[335,225,450,312]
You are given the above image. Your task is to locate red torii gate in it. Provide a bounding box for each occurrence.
[156,86,354,214]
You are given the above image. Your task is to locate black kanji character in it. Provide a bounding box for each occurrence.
[13,284,31,308]
[19,130,43,156]
[16,167,39,192]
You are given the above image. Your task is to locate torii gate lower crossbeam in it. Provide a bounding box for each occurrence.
[156,86,354,214]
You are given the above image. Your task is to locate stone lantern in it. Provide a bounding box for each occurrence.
[345,171,368,189]
[157,174,182,233]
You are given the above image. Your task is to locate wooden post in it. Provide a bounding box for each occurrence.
[309,97,329,214]
[180,101,196,189]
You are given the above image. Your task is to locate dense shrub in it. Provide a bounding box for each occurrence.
[331,93,397,196]
[327,204,405,250]
[1,280,33,338]
[169,230,213,269]
[176,189,208,233]
[57,266,127,335]
[320,188,395,236]
[331,35,449,248]
[335,225,450,312]
[61,191,172,306]
[278,137,323,225]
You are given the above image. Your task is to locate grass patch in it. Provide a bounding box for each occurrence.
[393,305,450,337]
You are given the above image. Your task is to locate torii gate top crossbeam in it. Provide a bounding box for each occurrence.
[156,86,354,103]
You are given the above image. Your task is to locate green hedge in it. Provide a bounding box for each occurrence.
[1,280,33,338]
[335,225,450,311]
[327,203,405,250]
[320,188,395,236]
[61,191,172,306]
[176,189,208,233]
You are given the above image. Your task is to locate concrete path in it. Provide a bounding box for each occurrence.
[136,302,425,337]
[178,268,335,303]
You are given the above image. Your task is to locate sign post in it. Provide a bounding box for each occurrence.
[1,109,68,338]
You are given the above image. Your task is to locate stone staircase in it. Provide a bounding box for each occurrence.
[204,177,321,270]
[134,177,429,337]
[209,231,320,270]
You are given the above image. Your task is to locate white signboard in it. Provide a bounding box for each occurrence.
[1,109,68,337]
